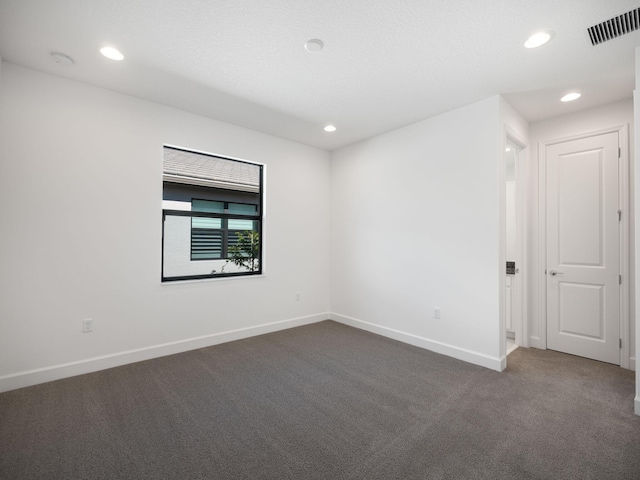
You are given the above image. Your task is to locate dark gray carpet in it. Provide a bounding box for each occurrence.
[1,320,638,479]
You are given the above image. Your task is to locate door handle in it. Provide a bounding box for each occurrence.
[549,270,564,276]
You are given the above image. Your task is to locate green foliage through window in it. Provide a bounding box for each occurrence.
[222,231,260,272]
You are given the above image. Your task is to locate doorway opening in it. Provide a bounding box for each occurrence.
[505,140,520,355]
[503,132,529,366]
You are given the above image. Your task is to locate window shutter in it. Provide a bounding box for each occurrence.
[191,229,223,259]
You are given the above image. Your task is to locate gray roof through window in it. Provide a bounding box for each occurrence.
[163,147,260,189]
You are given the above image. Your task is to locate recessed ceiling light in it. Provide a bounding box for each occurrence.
[51,52,74,66]
[560,92,581,102]
[524,31,554,48]
[505,146,512,152]
[100,46,124,61]
[324,125,336,132]
[305,39,324,53]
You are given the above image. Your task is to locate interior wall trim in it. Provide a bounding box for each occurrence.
[330,312,504,372]
[0,313,329,393]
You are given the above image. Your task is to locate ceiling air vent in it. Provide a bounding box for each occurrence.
[588,8,640,45]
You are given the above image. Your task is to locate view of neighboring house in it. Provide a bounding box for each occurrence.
[162,147,263,280]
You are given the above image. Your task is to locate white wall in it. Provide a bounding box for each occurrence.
[505,180,516,260]
[529,99,635,373]
[634,46,640,415]
[0,63,331,391]
[330,96,504,370]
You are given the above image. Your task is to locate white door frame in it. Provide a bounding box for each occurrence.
[536,124,630,368]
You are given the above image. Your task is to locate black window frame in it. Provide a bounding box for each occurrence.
[161,149,263,282]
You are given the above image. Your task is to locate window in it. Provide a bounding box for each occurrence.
[190,200,258,260]
[161,146,263,282]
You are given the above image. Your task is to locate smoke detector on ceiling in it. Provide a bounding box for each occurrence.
[304,39,324,52]
[587,8,640,45]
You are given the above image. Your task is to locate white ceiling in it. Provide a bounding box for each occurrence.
[0,0,638,151]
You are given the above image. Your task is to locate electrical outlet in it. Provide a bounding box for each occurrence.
[295,292,300,301]
[83,318,94,333]
[434,308,441,319]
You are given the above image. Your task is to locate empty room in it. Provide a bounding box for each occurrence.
[1,1,639,479]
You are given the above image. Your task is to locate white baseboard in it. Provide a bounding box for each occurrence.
[0,313,329,393]
[635,396,640,416]
[630,356,636,372]
[330,312,504,372]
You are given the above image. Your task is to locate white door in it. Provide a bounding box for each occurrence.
[546,132,620,364]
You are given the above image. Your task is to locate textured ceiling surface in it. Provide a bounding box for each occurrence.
[0,0,638,150]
